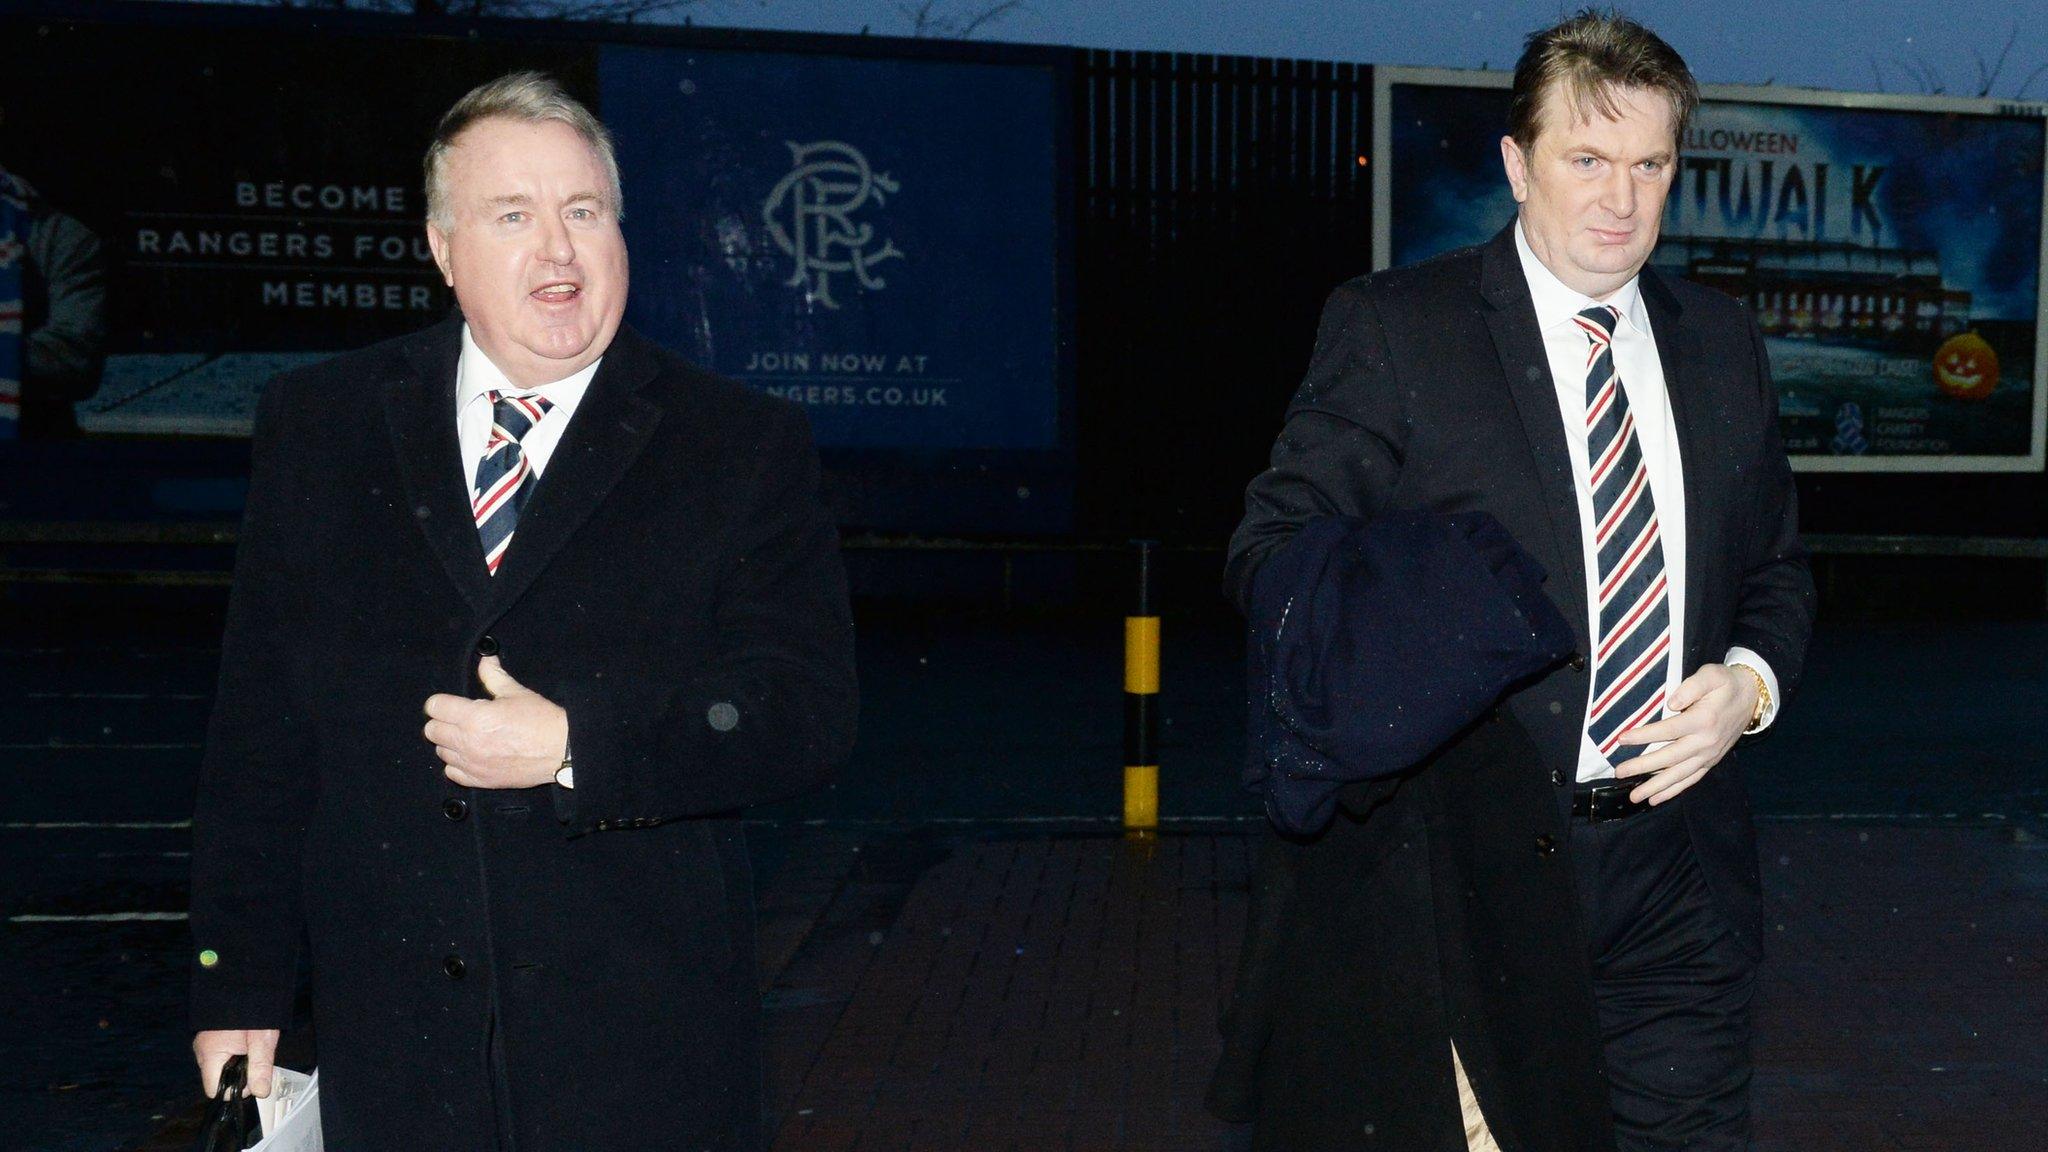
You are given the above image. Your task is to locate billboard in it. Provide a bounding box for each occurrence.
[1,11,1071,531]
[0,21,593,437]
[1374,68,2048,472]
[603,45,1064,452]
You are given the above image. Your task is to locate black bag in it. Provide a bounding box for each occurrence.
[191,1053,263,1152]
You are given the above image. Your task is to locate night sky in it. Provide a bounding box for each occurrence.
[706,0,2048,99]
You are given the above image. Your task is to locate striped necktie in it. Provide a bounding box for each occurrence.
[1575,305,1672,767]
[472,390,553,577]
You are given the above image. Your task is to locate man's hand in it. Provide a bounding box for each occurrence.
[1611,663,1760,806]
[423,656,568,790]
[193,1028,280,1098]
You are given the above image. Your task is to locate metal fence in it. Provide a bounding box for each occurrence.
[1074,50,1374,540]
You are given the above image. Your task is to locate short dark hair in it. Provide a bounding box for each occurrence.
[1508,8,1699,154]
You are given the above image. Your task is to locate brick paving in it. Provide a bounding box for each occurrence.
[767,835,1248,1152]
[12,614,2045,1149]
[1751,823,2048,1151]
[763,823,2048,1151]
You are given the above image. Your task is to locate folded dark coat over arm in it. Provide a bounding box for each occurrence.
[1211,514,1611,1150]
[1243,510,1575,836]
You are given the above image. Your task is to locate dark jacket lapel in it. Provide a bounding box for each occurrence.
[1477,224,1590,649]
[387,315,495,617]
[1640,268,1710,670]
[487,324,665,613]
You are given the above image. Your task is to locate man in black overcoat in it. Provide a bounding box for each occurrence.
[1214,12,1815,1151]
[187,72,856,1151]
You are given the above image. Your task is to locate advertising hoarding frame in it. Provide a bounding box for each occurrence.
[1371,65,2048,474]
[1,0,1078,533]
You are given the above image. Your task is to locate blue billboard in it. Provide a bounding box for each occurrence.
[1376,69,2048,472]
[603,45,1065,454]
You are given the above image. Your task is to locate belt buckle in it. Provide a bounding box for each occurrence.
[1589,786,1628,822]
[1580,783,1639,823]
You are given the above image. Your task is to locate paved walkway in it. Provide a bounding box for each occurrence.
[6,612,2045,1148]
[36,818,2048,1151]
[768,834,1245,1152]
[760,824,2048,1151]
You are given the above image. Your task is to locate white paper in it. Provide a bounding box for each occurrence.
[251,1065,323,1152]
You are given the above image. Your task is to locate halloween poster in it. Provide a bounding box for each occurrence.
[1374,68,2048,472]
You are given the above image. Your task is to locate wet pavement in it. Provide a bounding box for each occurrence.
[3,605,2044,1149]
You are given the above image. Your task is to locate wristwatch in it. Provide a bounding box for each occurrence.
[554,732,575,789]
[1730,664,1771,734]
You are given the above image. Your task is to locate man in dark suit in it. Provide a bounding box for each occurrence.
[1224,12,1814,1150]
[187,72,856,1150]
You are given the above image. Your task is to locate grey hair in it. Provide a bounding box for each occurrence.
[423,71,623,230]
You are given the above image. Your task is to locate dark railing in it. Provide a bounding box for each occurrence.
[1074,50,1374,541]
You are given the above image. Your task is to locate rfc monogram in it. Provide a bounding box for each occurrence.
[763,141,905,310]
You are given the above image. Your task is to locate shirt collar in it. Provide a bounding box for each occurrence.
[1513,219,1650,338]
[456,324,604,408]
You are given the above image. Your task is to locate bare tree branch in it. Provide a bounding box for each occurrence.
[2016,62,2048,102]
[895,0,937,37]
[1894,54,1946,95]
[954,0,1024,39]
[1891,25,2048,99]
[1972,24,2019,97]
[894,0,1025,39]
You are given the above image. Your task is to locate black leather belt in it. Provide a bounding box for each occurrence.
[1571,782,1654,823]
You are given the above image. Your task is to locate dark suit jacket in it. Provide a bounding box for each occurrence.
[189,317,857,1151]
[1217,223,1815,1148]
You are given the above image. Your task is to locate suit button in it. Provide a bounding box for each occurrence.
[1535,833,1558,857]
[1550,769,1565,788]
[1570,652,1588,672]
[444,954,466,980]
[476,634,500,658]
[443,798,468,821]
[596,819,610,831]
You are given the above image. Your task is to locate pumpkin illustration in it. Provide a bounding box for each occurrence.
[1933,332,1999,401]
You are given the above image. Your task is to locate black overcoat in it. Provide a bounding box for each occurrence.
[189,316,857,1151]
[1213,224,1816,1149]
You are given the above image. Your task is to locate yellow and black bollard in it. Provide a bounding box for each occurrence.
[1123,540,1160,836]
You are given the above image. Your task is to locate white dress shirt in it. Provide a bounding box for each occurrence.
[1513,222,1780,782]
[454,325,601,789]
[455,324,601,493]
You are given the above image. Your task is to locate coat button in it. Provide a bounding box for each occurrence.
[476,634,500,658]
[1535,833,1558,857]
[444,954,466,979]
[442,798,468,822]
[1550,769,1565,787]
[1570,652,1588,672]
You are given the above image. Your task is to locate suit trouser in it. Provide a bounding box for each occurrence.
[1570,797,1758,1152]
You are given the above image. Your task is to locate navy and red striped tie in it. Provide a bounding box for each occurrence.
[472,390,553,577]
[1575,305,1672,767]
